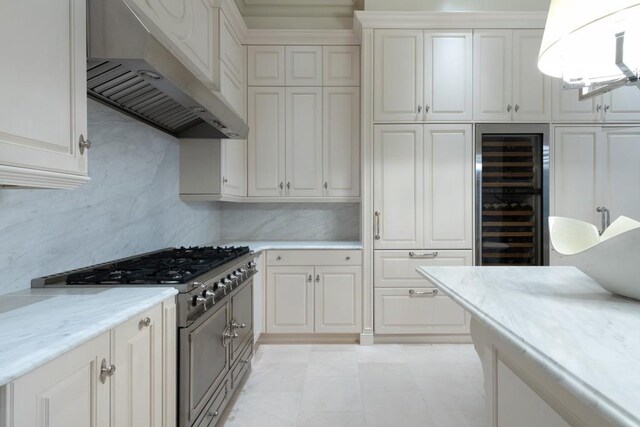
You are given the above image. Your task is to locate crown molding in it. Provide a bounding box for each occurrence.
[234,0,356,17]
[0,165,90,189]
[354,11,548,30]
[219,0,248,41]
[244,29,360,45]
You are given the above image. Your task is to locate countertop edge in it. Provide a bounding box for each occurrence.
[214,241,363,253]
[0,288,178,387]
[417,267,639,427]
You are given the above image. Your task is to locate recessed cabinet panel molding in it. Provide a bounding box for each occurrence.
[248,45,285,86]
[603,86,640,122]
[374,30,424,122]
[248,87,286,197]
[286,87,323,196]
[374,288,469,334]
[314,266,362,333]
[424,31,473,121]
[551,81,600,122]
[323,87,360,197]
[424,124,473,249]
[221,139,247,197]
[323,45,360,86]
[513,30,551,122]
[266,266,315,333]
[285,46,323,86]
[373,125,424,249]
[553,127,599,225]
[220,9,244,85]
[601,130,640,221]
[374,250,473,288]
[473,30,513,121]
[220,61,245,119]
[0,0,89,188]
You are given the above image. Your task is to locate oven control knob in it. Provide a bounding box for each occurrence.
[192,295,207,307]
[215,282,227,291]
[247,261,256,269]
[223,278,232,286]
[204,289,215,299]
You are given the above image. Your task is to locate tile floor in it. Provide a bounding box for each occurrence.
[222,343,486,427]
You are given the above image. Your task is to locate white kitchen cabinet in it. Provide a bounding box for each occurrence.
[4,297,176,427]
[553,126,640,230]
[373,30,424,122]
[424,30,473,121]
[374,288,469,335]
[179,139,246,200]
[374,250,473,288]
[286,46,323,86]
[112,305,163,427]
[323,46,360,86]
[266,266,315,333]
[220,61,246,120]
[248,86,286,197]
[9,333,110,427]
[474,30,550,122]
[373,125,424,249]
[315,266,362,333]
[247,46,285,86]
[220,10,244,86]
[285,87,323,196]
[323,87,360,197]
[423,124,473,249]
[552,81,640,122]
[0,0,89,188]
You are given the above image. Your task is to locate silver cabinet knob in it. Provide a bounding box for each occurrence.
[287,182,291,190]
[417,105,422,113]
[223,176,228,184]
[596,104,603,112]
[279,182,284,190]
[514,104,520,112]
[425,105,430,113]
[79,134,91,154]
[139,317,151,328]
[324,182,328,190]
[507,104,512,112]
[345,256,351,261]
[100,359,116,383]
[276,256,282,261]
[604,104,611,112]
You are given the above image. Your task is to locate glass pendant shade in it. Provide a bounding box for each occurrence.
[538,0,640,86]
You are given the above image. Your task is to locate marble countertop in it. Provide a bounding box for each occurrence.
[0,287,177,386]
[215,240,363,252]
[418,266,640,427]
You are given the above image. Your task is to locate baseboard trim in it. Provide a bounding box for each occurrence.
[374,334,472,344]
[257,333,360,344]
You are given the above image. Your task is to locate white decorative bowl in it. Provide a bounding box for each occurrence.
[549,216,640,301]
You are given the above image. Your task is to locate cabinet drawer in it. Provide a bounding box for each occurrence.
[374,288,469,334]
[232,342,252,389]
[195,376,230,427]
[374,250,472,288]
[267,250,362,266]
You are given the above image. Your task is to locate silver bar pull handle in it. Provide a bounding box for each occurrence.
[374,210,381,240]
[596,206,611,234]
[409,289,438,297]
[408,251,438,259]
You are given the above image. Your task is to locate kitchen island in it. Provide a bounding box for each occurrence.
[418,266,640,427]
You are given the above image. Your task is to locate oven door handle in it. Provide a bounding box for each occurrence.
[222,325,238,347]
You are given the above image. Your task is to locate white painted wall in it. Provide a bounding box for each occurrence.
[364,0,550,11]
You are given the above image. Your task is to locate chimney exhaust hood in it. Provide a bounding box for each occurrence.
[86,0,248,139]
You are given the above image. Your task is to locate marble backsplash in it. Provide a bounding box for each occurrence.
[0,100,222,295]
[220,202,360,241]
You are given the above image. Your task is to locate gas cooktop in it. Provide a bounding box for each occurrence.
[64,246,251,285]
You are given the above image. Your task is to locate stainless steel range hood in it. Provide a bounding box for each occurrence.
[86,0,248,139]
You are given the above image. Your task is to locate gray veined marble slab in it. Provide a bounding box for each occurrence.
[417,266,640,427]
[0,287,177,386]
[215,241,363,253]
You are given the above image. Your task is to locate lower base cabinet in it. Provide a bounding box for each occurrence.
[1,297,176,427]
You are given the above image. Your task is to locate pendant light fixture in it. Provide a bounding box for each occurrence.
[538,0,640,99]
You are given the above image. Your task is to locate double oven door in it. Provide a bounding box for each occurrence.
[178,279,253,427]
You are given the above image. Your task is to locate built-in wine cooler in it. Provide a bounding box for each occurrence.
[475,124,550,266]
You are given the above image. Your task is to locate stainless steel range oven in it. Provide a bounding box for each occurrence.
[32,246,256,427]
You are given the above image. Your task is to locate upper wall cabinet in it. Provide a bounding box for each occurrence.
[0,0,89,188]
[473,30,551,122]
[323,46,360,86]
[248,46,285,86]
[286,46,323,86]
[553,81,640,122]
[373,29,472,123]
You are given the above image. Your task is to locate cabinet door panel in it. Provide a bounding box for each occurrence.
[315,266,362,333]
[374,30,423,122]
[373,125,424,249]
[220,62,245,119]
[222,139,246,197]
[286,87,323,197]
[0,0,88,180]
[604,86,640,122]
[553,127,598,225]
[286,46,323,86]
[374,288,469,334]
[323,46,360,86]
[248,87,286,197]
[323,87,360,197]
[11,333,109,427]
[267,267,314,333]
[112,305,163,427]
[424,124,473,249]
[220,10,244,85]
[248,46,285,86]
[551,81,600,122]
[473,30,512,121]
[424,31,472,121]
[513,30,551,122]
[601,130,640,221]
[374,250,472,288]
